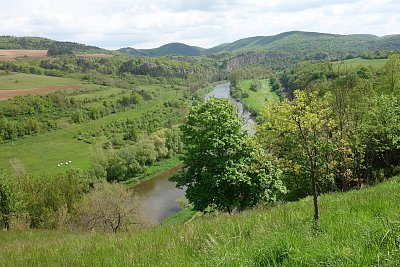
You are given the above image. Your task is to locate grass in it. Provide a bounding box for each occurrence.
[161,207,198,226]
[332,57,388,70]
[239,79,280,114]
[0,73,83,90]
[0,176,399,266]
[0,85,184,174]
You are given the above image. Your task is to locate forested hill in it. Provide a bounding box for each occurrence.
[119,43,204,57]
[0,36,105,55]
[119,31,400,59]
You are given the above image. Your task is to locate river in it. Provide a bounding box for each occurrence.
[133,82,254,222]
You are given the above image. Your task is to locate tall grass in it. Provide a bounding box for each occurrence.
[0,176,399,266]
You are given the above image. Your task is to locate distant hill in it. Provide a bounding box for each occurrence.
[118,31,400,61]
[118,42,204,57]
[207,31,400,55]
[0,36,106,55]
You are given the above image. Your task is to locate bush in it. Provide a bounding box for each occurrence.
[72,182,153,233]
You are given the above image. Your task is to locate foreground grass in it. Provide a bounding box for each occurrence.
[1,177,399,266]
[239,79,279,114]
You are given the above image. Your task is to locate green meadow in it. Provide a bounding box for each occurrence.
[332,57,388,70]
[0,176,398,266]
[239,79,280,114]
[0,73,83,90]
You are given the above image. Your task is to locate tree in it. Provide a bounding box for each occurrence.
[73,182,152,233]
[171,98,285,213]
[0,169,16,230]
[259,90,337,227]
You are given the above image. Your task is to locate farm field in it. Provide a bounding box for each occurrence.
[0,49,48,60]
[0,85,184,175]
[238,79,280,114]
[0,73,84,90]
[0,73,86,100]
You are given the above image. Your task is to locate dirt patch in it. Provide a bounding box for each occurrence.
[0,50,48,61]
[0,86,84,100]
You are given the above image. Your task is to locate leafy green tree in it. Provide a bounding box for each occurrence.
[171,98,286,213]
[378,54,400,94]
[0,169,17,230]
[259,90,336,226]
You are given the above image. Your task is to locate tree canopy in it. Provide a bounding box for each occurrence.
[171,97,286,213]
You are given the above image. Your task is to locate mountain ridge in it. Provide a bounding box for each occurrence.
[117,31,400,57]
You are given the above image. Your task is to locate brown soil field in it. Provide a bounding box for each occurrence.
[0,50,48,60]
[0,85,83,100]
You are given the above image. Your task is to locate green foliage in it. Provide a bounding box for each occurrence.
[259,90,337,215]
[0,176,399,266]
[171,98,285,212]
[0,169,17,229]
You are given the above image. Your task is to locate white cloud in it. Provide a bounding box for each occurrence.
[0,0,399,49]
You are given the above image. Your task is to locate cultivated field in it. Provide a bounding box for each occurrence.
[0,73,85,100]
[0,49,48,60]
[0,86,84,100]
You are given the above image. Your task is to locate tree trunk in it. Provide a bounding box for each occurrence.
[311,169,319,228]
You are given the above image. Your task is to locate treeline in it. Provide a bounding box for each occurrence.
[91,127,184,182]
[76,98,188,145]
[259,54,400,201]
[0,167,152,232]
[0,36,101,52]
[0,55,222,86]
[0,89,155,143]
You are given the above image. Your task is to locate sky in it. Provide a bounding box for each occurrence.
[1,0,399,49]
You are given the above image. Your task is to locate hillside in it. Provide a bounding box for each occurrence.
[118,42,204,57]
[1,176,399,266]
[0,36,106,55]
[118,31,400,60]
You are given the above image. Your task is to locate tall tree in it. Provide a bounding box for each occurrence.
[171,98,285,213]
[259,90,336,227]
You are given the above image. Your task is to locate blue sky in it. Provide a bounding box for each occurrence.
[1,0,399,49]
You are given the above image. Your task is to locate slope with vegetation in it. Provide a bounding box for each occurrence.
[0,176,398,266]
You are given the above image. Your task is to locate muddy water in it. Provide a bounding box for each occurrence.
[132,164,184,223]
[133,82,254,223]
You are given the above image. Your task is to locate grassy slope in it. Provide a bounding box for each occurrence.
[0,73,83,90]
[332,58,388,70]
[0,86,183,174]
[239,79,280,114]
[1,177,399,266]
